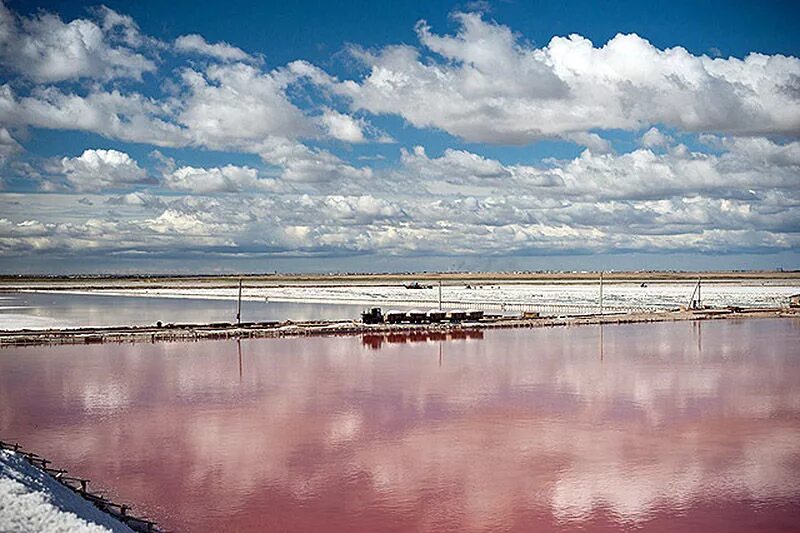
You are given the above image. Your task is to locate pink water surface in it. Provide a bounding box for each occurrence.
[1,318,799,531]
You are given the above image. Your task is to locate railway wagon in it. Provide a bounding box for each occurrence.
[427,309,447,322]
[384,310,407,324]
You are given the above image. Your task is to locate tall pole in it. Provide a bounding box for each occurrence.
[689,278,701,309]
[236,278,243,325]
[438,279,443,311]
[599,271,604,315]
[697,277,701,308]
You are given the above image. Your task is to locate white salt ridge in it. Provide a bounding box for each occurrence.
[4,281,798,331]
[0,314,72,331]
[56,281,800,310]
[0,449,133,533]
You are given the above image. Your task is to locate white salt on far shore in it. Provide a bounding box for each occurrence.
[2,280,798,330]
[0,313,71,331]
[34,281,800,310]
[0,450,133,533]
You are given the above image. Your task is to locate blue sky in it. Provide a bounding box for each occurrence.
[0,0,798,273]
[21,0,800,59]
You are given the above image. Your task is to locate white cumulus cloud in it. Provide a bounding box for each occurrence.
[0,1,155,82]
[256,137,372,184]
[641,127,672,148]
[320,108,367,143]
[164,164,278,193]
[58,149,148,191]
[331,12,800,144]
[174,34,255,63]
[0,127,21,162]
[0,85,189,148]
[177,63,314,149]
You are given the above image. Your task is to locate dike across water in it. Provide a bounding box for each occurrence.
[1,307,798,347]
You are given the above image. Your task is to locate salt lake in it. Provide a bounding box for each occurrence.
[1,318,798,531]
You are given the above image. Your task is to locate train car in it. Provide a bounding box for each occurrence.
[361,307,384,324]
[448,310,467,322]
[466,310,484,321]
[408,309,428,323]
[427,309,447,322]
[385,310,407,324]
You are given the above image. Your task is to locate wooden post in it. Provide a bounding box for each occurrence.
[236,278,243,325]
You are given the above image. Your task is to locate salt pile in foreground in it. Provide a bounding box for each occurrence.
[0,449,132,533]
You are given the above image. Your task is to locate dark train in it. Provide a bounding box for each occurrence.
[361,307,484,324]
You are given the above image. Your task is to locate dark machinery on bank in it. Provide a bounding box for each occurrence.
[361,307,485,324]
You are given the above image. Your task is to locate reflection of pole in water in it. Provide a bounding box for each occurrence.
[237,338,243,382]
[698,320,702,353]
[599,323,604,362]
[694,320,702,354]
[439,341,443,367]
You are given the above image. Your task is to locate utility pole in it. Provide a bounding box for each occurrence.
[236,278,243,325]
[599,271,604,315]
[438,279,443,311]
[697,277,701,308]
[688,278,702,309]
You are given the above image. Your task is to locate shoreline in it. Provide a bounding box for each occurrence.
[0,270,798,291]
[2,307,797,347]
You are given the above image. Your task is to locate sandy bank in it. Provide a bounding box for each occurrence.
[1,307,797,347]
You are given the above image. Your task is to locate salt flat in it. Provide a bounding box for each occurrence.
[64,280,800,310]
[2,278,798,330]
[0,450,132,533]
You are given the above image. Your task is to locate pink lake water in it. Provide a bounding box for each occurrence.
[1,318,799,532]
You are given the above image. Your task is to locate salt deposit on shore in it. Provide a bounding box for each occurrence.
[0,450,132,533]
[41,280,800,310]
[1,278,797,331]
[0,313,72,331]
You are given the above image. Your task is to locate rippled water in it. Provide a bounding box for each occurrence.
[1,319,799,531]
